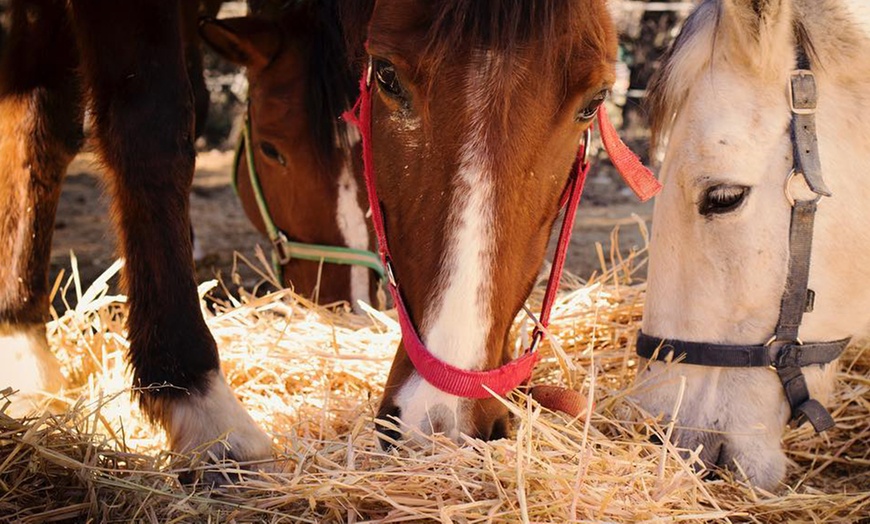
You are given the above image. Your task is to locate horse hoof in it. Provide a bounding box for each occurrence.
[177,457,276,487]
[158,371,273,479]
[0,325,65,418]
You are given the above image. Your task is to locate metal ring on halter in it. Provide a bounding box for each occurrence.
[765,334,804,371]
[272,231,293,265]
[784,169,822,207]
[385,259,397,287]
[528,330,544,353]
[765,334,803,347]
[581,127,593,166]
[365,56,373,87]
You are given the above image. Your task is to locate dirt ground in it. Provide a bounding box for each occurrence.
[51,148,653,309]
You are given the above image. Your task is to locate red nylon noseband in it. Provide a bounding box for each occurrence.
[345,58,660,400]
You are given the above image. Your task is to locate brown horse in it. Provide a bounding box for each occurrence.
[199,3,383,310]
[339,0,621,443]
[0,0,271,465]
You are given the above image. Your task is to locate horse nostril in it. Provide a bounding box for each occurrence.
[701,469,723,482]
[375,404,402,451]
[488,416,509,441]
[650,429,728,482]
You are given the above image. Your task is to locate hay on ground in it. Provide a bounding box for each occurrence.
[1,244,868,523]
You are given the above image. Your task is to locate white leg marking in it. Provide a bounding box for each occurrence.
[0,329,64,417]
[168,370,272,461]
[336,163,371,313]
[395,54,497,439]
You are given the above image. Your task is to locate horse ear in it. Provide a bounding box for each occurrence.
[727,0,782,17]
[722,0,788,35]
[198,17,281,69]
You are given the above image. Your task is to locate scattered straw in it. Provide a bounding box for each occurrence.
[1,242,868,523]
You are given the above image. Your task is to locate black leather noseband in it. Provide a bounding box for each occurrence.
[637,35,850,433]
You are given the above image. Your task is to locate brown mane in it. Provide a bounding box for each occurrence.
[294,0,358,166]
[342,0,606,76]
[340,0,612,133]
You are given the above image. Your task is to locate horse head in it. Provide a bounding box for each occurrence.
[343,0,618,444]
[639,0,870,488]
[200,4,380,310]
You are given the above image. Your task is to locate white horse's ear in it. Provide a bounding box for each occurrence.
[722,0,790,37]
[721,0,793,70]
[726,0,783,18]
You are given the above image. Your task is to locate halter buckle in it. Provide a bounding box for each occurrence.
[788,69,817,115]
[365,56,373,88]
[272,231,293,265]
[766,335,804,370]
[772,344,806,369]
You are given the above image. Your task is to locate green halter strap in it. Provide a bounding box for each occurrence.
[232,104,385,284]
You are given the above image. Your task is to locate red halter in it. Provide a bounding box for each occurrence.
[344,58,660,399]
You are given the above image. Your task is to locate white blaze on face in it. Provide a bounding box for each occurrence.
[395,53,497,440]
[336,162,371,313]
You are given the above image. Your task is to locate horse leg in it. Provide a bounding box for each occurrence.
[68,0,271,464]
[0,0,81,416]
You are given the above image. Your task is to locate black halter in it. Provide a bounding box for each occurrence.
[637,36,850,433]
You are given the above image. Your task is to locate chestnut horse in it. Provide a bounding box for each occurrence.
[0,0,271,463]
[199,4,384,310]
[339,0,647,444]
[637,0,870,488]
[201,0,656,450]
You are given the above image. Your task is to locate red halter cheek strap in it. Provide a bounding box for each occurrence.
[344,60,659,399]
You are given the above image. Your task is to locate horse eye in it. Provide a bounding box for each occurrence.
[260,142,286,166]
[576,89,609,122]
[700,185,750,215]
[374,59,404,100]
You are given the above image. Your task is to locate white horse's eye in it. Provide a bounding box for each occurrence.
[699,184,749,216]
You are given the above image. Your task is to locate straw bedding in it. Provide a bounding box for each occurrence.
[1,247,868,523]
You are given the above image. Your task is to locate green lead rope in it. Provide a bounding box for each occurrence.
[232,105,385,284]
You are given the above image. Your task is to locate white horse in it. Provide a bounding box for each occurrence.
[636,0,870,489]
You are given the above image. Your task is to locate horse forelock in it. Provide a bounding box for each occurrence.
[303,0,358,167]
[648,0,722,153]
[422,1,611,95]
[647,0,868,153]
[356,0,614,138]
[260,0,357,168]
